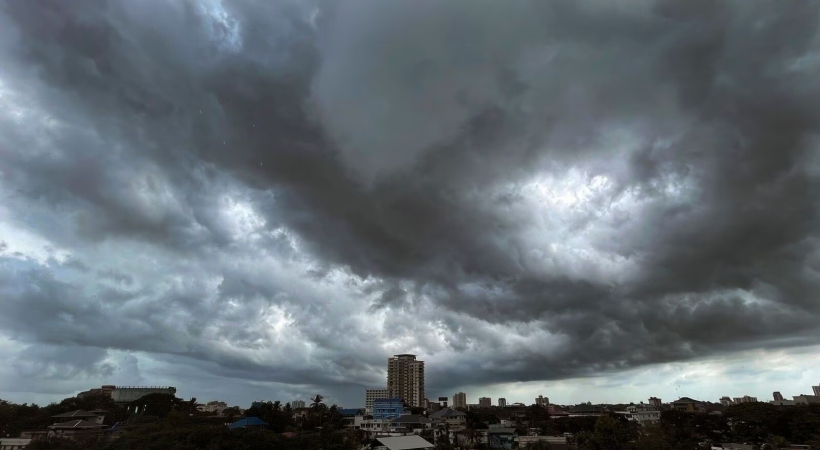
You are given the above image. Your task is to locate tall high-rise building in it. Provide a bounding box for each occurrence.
[479,397,492,408]
[498,398,507,408]
[773,392,784,402]
[453,392,467,409]
[366,389,390,414]
[291,400,306,409]
[648,397,662,408]
[813,385,820,396]
[438,397,449,408]
[535,395,549,406]
[387,354,425,408]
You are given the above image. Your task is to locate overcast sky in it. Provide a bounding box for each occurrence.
[2,0,820,409]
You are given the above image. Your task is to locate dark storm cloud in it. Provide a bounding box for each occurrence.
[1,0,820,402]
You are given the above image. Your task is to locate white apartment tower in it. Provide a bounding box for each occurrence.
[813,385,820,396]
[498,398,507,408]
[453,392,467,409]
[366,388,390,414]
[387,354,425,408]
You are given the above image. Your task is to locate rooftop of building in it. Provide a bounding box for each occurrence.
[391,414,432,424]
[52,410,100,418]
[430,408,467,418]
[49,420,107,429]
[228,417,269,429]
[376,435,433,450]
[673,397,703,404]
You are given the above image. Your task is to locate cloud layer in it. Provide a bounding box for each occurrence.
[1,0,819,406]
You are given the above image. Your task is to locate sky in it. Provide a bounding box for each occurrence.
[1,0,820,409]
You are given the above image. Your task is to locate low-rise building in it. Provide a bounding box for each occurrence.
[48,420,107,438]
[366,389,389,414]
[430,408,467,429]
[567,404,603,417]
[485,428,518,450]
[338,408,365,428]
[672,397,705,412]
[792,395,820,404]
[373,398,405,420]
[76,385,116,399]
[614,405,660,426]
[0,438,31,450]
[535,395,549,406]
[391,414,432,431]
[291,407,312,420]
[51,410,106,425]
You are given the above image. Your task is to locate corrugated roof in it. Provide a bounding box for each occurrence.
[487,428,518,434]
[391,414,431,424]
[49,420,106,429]
[52,410,98,418]
[376,435,434,450]
[430,408,466,418]
[228,416,268,429]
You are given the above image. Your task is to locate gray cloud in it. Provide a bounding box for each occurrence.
[1,0,819,406]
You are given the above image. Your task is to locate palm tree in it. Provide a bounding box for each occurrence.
[311,394,325,429]
[311,394,324,409]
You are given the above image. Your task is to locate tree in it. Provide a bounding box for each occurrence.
[222,406,241,422]
[769,435,789,449]
[580,414,636,450]
[635,425,672,450]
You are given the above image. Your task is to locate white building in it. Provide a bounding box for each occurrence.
[498,398,506,408]
[290,400,306,409]
[366,389,389,414]
[813,385,820,396]
[535,395,549,406]
[615,405,661,426]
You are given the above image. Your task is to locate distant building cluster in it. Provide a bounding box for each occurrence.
[7,354,818,450]
[719,385,820,407]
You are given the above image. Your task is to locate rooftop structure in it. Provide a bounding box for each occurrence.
[375,435,434,450]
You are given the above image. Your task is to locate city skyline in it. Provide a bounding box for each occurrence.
[2,1,820,411]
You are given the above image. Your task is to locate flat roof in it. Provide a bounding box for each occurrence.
[376,435,434,450]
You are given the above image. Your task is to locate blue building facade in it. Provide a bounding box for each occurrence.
[372,398,405,420]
